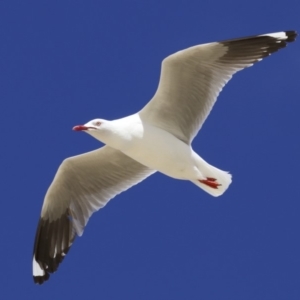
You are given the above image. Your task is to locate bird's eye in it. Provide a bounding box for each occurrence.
[95,121,101,126]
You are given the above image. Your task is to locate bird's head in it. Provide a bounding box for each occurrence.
[73,118,118,145]
[73,119,105,132]
[73,117,132,149]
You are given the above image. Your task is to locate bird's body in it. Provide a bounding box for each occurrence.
[111,115,196,180]
[33,30,297,284]
[88,113,231,194]
[90,114,200,179]
[121,121,198,180]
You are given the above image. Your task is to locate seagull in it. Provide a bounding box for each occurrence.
[33,30,297,284]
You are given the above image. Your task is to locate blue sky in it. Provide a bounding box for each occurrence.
[1,1,300,299]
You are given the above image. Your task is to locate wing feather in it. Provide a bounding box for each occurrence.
[140,31,297,143]
[33,146,155,284]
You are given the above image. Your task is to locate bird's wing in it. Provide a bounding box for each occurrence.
[140,31,297,144]
[33,146,155,284]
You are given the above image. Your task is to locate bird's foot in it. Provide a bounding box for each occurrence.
[199,177,222,189]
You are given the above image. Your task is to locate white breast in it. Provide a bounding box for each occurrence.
[119,121,198,179]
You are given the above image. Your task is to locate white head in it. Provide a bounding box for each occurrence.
[73,115,141,148]
[73,118,124,147]
[73,118,111,140]
[73,118,106,132]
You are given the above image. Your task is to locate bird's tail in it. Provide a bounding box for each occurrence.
[191,157,232,197]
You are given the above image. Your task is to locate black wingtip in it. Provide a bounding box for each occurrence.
[284,30,297,42]
[33,273,50,285]
[33,210,75,284]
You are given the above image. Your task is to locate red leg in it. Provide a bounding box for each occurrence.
[199,178,222,189]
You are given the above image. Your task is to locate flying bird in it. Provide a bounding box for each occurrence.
[33,31,297,284]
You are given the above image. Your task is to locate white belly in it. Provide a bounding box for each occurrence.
[120,124,199,179]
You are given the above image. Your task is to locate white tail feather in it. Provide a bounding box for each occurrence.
[191,156,232,197]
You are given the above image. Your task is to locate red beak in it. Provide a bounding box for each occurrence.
[73,125,88,131]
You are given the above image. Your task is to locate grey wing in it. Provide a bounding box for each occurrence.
[33,146,155,284]
[140,31,297,144]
